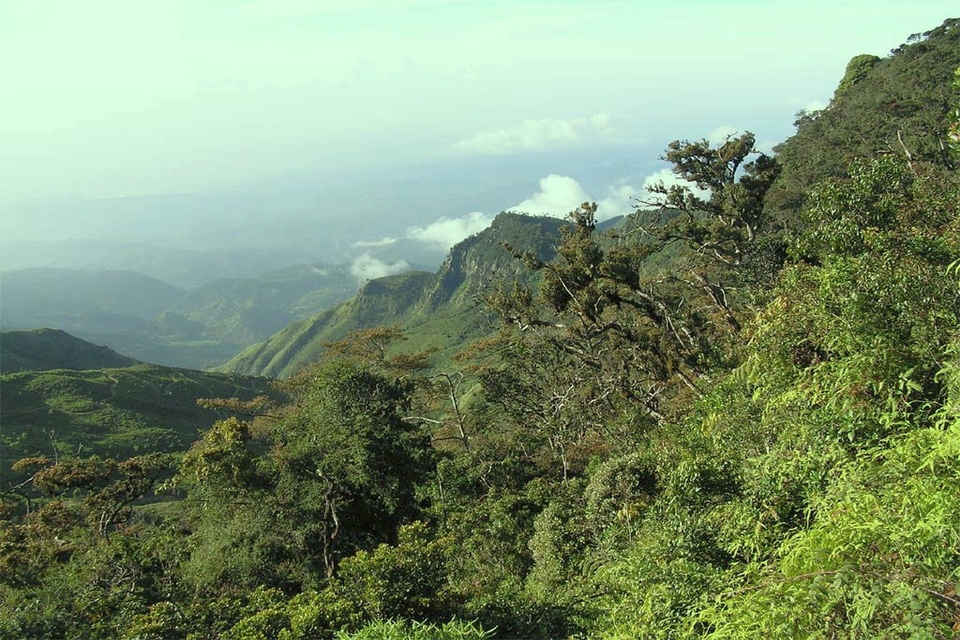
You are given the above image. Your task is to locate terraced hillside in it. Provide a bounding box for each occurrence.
[0,363,276,480]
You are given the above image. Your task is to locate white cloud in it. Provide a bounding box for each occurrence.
[450,114,614,155]
[510,175,644,222]
[642,167,711,202]
[803,99,826,112]
[510,175,591,218]
[352,172,682,259]
[706,125,740,146]
[349,253,410,280]
[352,236,398,248]
[596,182,640,221]
[405,211,493,249]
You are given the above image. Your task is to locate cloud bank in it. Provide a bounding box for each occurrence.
[406,211,494,250]
[353,134,761,260]
[349,253,410,280]
[352,236,398,248]
[641,168,710,203]
[510,175,591,218]
[450,114,613,155]
[509,175,642,222]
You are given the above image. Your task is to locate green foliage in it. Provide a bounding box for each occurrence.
[326,521,452,624]
[767,19,960,229]
[334,619,493,640]
[584,452,658,542]
[701,405,960,637]
[758,158,960,446]
[526,480,592,598]
[178,361,435,592]
[833,54,881,99]
[951,66,960,158]
[4,21,960,640]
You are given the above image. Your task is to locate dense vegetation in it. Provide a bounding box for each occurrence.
[0,363,275,480]
[2,19,959,639]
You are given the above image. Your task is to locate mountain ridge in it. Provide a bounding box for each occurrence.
[221,212,566,377]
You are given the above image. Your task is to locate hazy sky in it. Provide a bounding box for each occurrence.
[1,0,956,203]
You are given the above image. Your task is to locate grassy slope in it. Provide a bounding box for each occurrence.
[0,364,276,480]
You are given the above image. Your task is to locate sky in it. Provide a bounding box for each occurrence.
[0,0,957,264]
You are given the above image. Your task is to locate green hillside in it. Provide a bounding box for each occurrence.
[765,18,960,229]
[0,363,275,480]
[221,212,565,377]
[0,328,140,374]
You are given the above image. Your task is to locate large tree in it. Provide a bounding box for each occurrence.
[177,361,435,590]
[482,133,778,469]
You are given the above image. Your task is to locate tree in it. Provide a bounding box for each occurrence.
[271,361,435,580]
[483,134,777,464]
[178,361,435,590]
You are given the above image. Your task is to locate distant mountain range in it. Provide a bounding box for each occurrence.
[0,263,371,369]
[0,213,576,373]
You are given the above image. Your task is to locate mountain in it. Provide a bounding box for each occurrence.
[221,212,565,377]
[0,238,312,289]
[765,17,960,228]
[0,328,140,374]
[0,264,367,370]
[166,263,364,345]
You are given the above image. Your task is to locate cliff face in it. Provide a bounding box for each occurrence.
[423,212,564,310]
[222,213,565,377]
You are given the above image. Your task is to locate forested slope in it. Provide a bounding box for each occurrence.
[0,363,276,480]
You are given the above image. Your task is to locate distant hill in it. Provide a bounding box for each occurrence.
[0,363,276,480]
[0,268,182,328]
[0,328,139,374]
[221,212,565,378]
[167,263,363,345]
[0,264,368,370]
[0,238,311,289]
